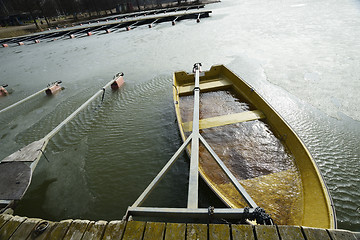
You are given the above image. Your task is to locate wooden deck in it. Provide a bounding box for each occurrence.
[1,214,359,240]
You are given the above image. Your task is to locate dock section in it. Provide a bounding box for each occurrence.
[1,214,359,240]
[1,6,212,47]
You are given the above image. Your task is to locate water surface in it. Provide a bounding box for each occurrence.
[0,0,359,231]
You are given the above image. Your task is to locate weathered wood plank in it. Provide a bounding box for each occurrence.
[1,216,359,240]
[232,224,255,240]
[0,215,26,240]
[0,162,31,200]
[63,219,90,240]
[254,225,280,240]
[102,220,126,240]
[277,225,305,240]
[164,223,186,240]
[45,220,72,240]
[122,221,146,240]
[9,218,41,240]
[0,214,13,229]
[187,223,207,240]
[182,110,265,132]
[209,224,230,240]
[82,220,107,240]
[1,139,46,163]
[26,221,56,240]
[143,222,165,240]
[302,226,331,240]
[179,79,232,95]
[327,229,357,240]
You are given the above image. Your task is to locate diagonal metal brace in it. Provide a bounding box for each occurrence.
[132,133,194,207]
[199,134,258,208]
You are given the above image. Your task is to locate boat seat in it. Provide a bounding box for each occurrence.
[178,79,232,96]
[182,110,265,132]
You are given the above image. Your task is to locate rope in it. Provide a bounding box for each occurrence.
[38,149,50,162]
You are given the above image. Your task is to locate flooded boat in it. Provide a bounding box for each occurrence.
[172,65,336,228]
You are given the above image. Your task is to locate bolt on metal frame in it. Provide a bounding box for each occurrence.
[125,63,271,223]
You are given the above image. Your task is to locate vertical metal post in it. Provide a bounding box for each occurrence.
[187,63,201,209]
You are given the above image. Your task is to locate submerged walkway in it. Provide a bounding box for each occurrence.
[0,214,359,240]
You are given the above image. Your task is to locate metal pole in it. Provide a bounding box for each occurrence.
[199,135,258,208]
[0,87,49,114]
[44,79,114,141]
[132,133,193,207]
[187,63,201,209]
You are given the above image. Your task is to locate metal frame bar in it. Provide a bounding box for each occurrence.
[187,63,201,209]
[44,79,114,141]
[126,207,256,219]
[199,135,258,208]
[0,87,49,114]
[132,133,193,207]
[126,63,261,222]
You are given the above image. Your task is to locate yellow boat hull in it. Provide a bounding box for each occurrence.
[173,65,336,228]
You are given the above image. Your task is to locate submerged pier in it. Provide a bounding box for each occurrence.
[0,213,359,240]
[0,5,212,48]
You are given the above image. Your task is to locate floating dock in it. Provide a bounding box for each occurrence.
[0,6,212,47]
[0,214,359,240]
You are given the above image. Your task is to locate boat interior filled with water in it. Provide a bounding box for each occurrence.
[170,64,336,228]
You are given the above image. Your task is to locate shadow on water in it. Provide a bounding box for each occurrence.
[15,178,58,220]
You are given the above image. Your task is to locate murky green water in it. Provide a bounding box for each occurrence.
[0,0,359,231]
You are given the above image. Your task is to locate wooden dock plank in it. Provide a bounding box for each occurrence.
[82,220,107,240]
[1,215,359,240]
[327,229,358,240]
[0,215,26,240]
[26,221,56,240]
[102,221,126,240]
[277,225,305,240]
[0,162,31,200]
[186,223,207,240]
[9,218,41,240]
[164,223,186,240]
[182,110,265,132]
[209,224,230,240]
[143,222,165,240]
[302,227,331,240]
[0,214,13,229]
[254,225,280,240]
[231,224,255,240]
[63,220,90,240]
[122,221,146,240]
[45,220,72,240]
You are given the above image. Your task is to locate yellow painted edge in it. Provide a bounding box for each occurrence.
[182,110,265,132]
